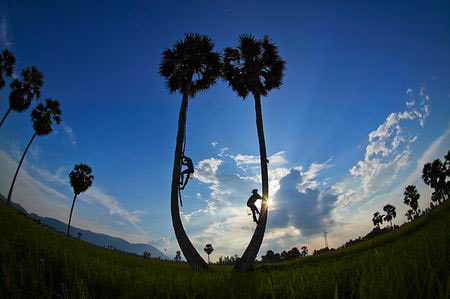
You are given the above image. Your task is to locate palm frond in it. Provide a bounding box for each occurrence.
[159,33,221,97]
[222,35,286,98]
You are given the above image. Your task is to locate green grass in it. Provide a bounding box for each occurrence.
[0,200,449,298]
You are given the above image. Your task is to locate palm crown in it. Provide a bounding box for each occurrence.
[10,66,44,112]
[31,99,62,136]
[223,34,286,98]
[159,33,221,97]
[0,49,16,89]
[204,244,213,255]
[70,164,94,195]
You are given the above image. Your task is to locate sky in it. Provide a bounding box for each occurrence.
[0,0,449,261]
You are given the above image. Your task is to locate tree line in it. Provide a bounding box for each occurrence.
[372,150,449,229]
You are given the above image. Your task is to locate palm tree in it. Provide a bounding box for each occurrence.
[372,211,383,228]
[6,99,61,205]
[383,204,396,228]
[0,66,44,127]
[0,49,16,96]
[159,33,221,271]
[403,185,420,218]
[204,244,214,264]
[67,164,94,236]
[222,34,286,271]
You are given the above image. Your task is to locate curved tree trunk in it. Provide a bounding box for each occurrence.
[6,133,37,205]
[235,90,269,272]
[170,85,209,271]
[67,194,78,237]
[0,107,12,128]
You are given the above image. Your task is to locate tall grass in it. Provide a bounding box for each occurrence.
[0,200,448,298]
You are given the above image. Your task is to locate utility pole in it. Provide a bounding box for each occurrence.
[324,229,329,248]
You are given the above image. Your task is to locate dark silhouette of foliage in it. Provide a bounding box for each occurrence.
[403,185,421,218]
[300,246,308,257]
[383,204,396,228]
[143,251,151,258]
[405,209,415,222]
[422,153,449,204]
[0,66,44,127]
[6,99,61,205]
[372,211,383,228]
[0,48,15,91]
[288,247,301,259]
[204,244,214,264]
[160,33,221,271]
[174,251,182,262]
[77,232,82,240]
[67,164,94,236]
[223,34,286,272]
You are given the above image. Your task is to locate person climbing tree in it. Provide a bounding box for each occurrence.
[179,154,194,190]
[247,189,263,223]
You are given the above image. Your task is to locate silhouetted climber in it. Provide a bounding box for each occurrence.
[247,189,263,223]
[179,153,194,190]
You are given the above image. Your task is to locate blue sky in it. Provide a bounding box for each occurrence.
[0,0,449,260]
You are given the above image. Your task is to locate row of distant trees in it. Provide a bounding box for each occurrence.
[261,246,308,263]
[372,150,449,228]
[0,48,94,237]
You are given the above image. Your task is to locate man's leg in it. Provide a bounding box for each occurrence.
[180,172,191,190]
[251,207,258,223]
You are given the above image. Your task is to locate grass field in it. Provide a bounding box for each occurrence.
[0,200,449,298]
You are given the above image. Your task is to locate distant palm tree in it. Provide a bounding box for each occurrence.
[6,99,61,205]
[223,34,286,271]
[159,33,221,271]
[0,49,16,96]
[67,164,94,236]
[0,66,44,127]
[372,211,383,228]
[204,244,214,264]
[383,204,396,228]
[403,185,420,218]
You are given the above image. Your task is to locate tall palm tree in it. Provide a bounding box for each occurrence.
[6,99,61,205]
[0,49,16,96]
[159,33,221,271]
[0,66,44,127]
[67,163,94,236]
[223,34,286,271]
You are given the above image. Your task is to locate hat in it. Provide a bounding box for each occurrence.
[251,189,258,193]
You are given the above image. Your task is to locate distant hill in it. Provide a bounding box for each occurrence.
[0,195,168,259]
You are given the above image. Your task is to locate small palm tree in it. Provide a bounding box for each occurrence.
[223,34,286,271]
[204,244,214,264]
[403,185,420,218]
[0,49,16,95]
[67,164,94,236]
[383,204,396,228]
[159,33,221,271]
[6,99,61,205]
[0,66,44,127]
[372,211,383,228]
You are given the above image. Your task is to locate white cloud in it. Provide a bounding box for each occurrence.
[0,15,11,47]
[80,185,146,228]
[345,88,431,204]
[232,151,288,167]
[62,123,76,146]
[211,141,218,148]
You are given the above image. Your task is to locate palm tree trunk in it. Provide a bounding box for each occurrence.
[0,107,12,128]
[235,90,269,272]
[67,194,78,236]
[6,133,37,205]
[170,82,209,271]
